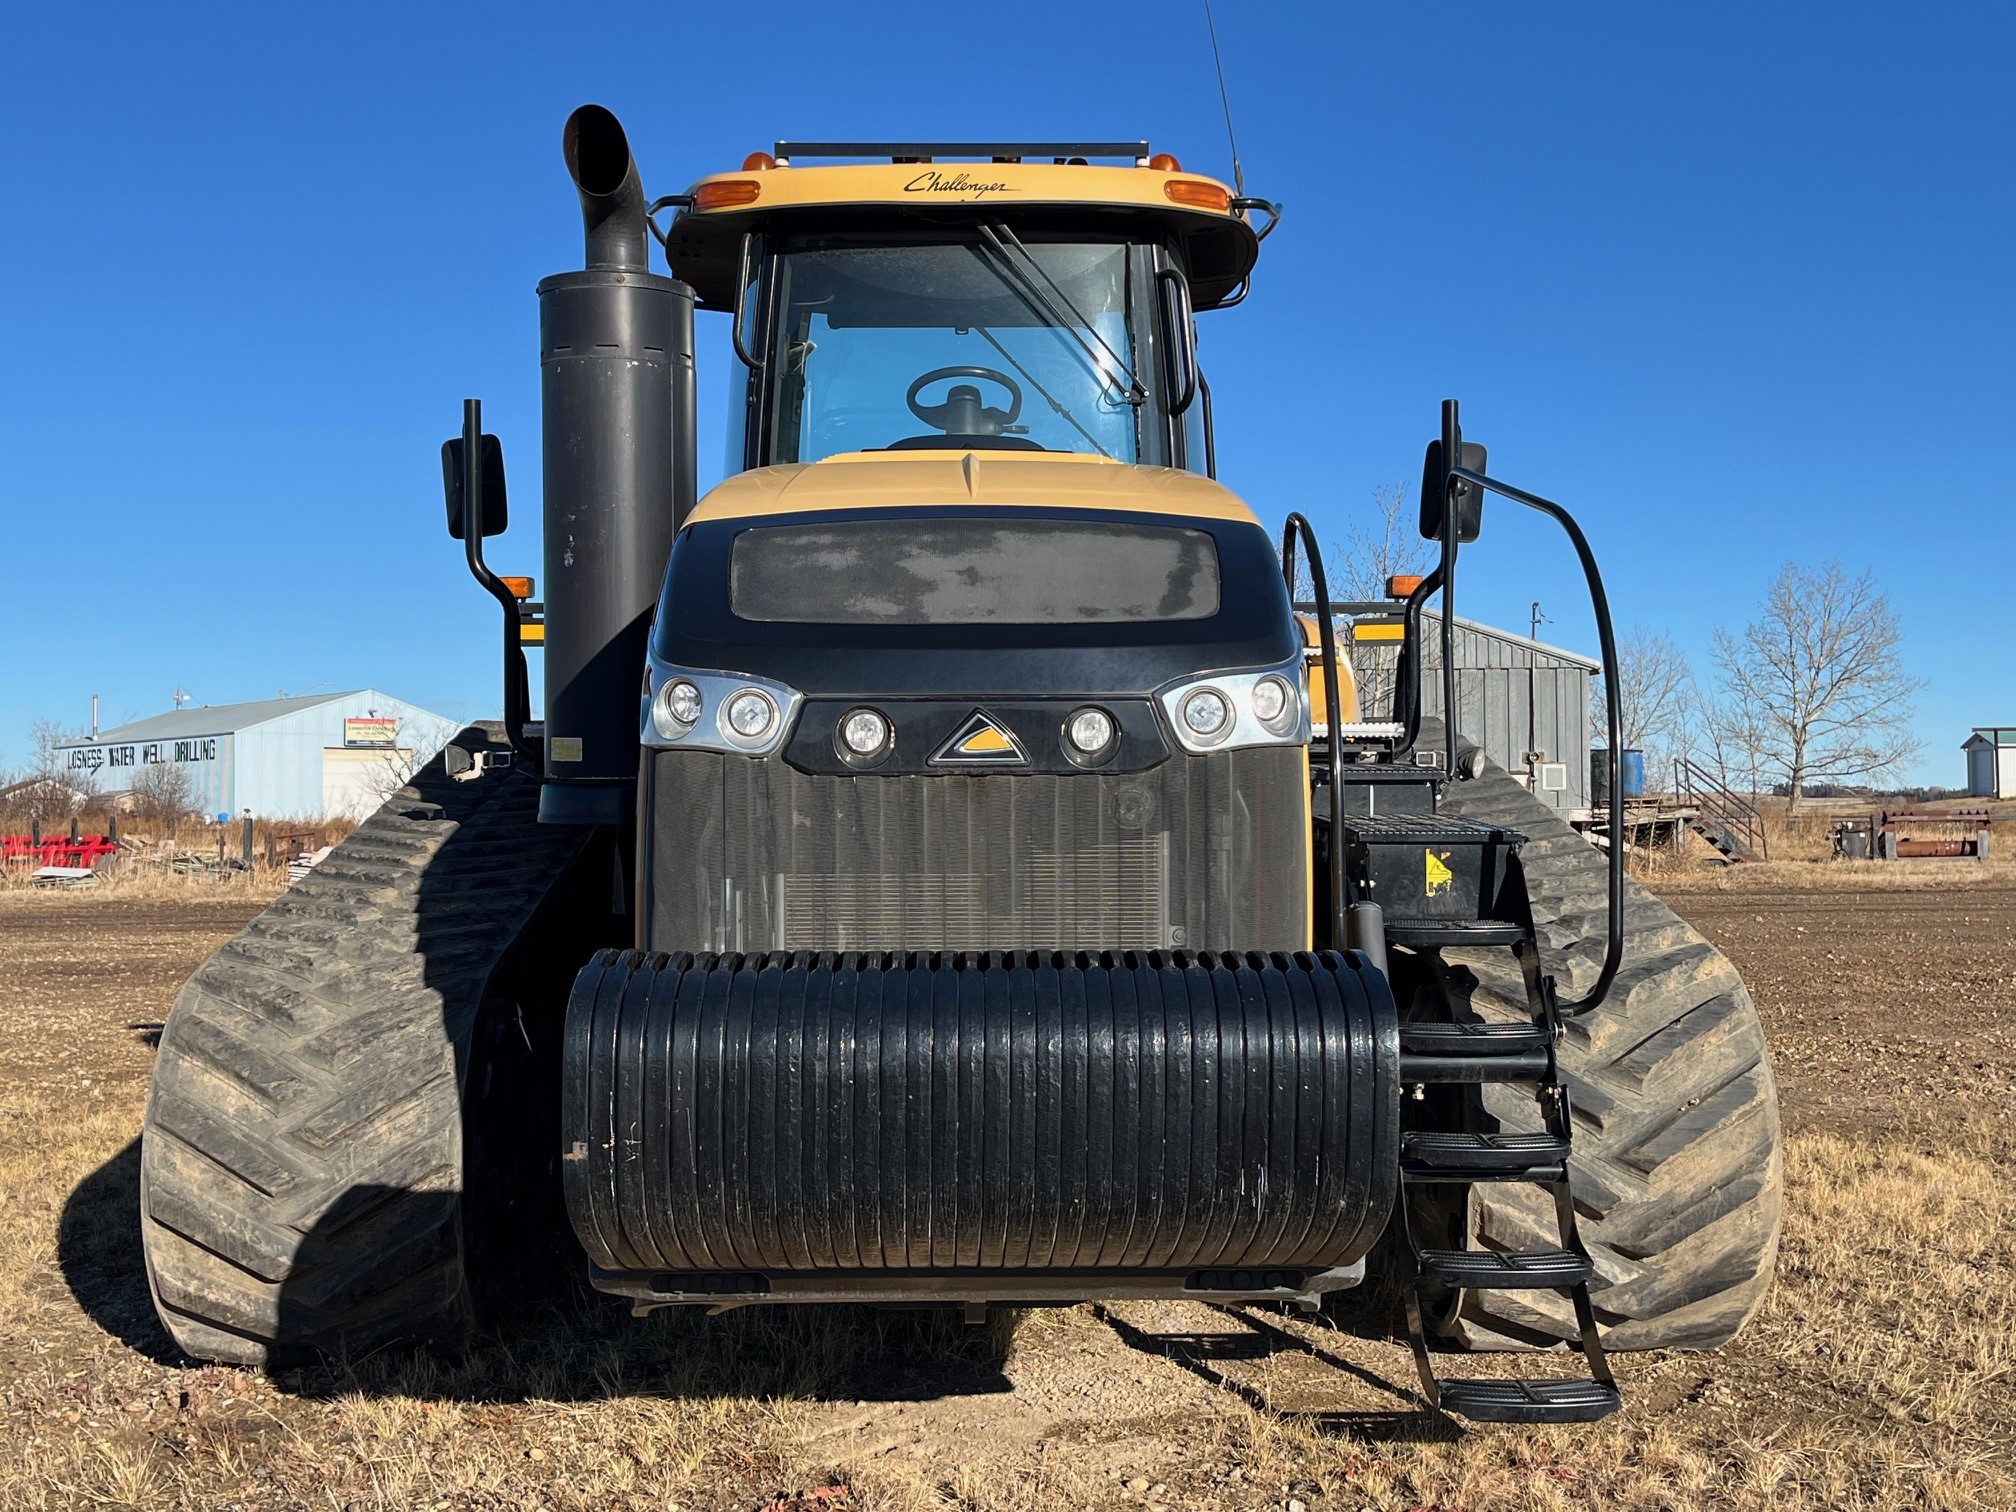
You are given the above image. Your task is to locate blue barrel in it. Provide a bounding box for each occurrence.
[1590,748,1648,802]
[1620,748,1647,798]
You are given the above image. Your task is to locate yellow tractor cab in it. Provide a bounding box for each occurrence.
[640,139,1321,955]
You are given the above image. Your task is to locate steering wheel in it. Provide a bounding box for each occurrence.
[905,366,1024,435]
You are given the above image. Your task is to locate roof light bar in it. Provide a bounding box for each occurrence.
[772,141,1152,167]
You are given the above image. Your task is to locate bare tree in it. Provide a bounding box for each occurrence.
[1592,628,1696,789]
[1710,561,1922,812]
[4,720,95,827]
[1289,483,1433,605]
[130,761,196,826]
[1336,482,1434,602]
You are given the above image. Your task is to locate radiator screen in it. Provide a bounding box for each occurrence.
[647,749,1307,952]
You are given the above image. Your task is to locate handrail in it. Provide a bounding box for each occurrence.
[1676,757,1768,860]
[1280,515,1347,953]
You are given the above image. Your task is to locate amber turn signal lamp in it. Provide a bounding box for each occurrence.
[501,576,536,600]
[694,178,762,210]
[741,151,777,171]
[1387,574,1425,598]
[1147,152,1182,173]
[1164,179,1231,212]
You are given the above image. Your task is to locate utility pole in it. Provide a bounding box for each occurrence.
[1525,602,1549,775]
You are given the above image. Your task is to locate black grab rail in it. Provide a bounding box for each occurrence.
[1441,438,1625,1014]
[1280,514,1347,953]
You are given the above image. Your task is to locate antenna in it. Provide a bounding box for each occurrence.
[1201,0,1246,196]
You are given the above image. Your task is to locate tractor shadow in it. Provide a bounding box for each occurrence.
[59,1137,184,1365]
[1093,1297,1457,1445]
[61,1149,1013,1406]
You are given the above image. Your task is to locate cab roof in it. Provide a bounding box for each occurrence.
[663,142,1261,313]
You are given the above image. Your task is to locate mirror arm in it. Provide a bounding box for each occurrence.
[1439,402,1462,778]
[732,234,765,370]
[460,399,534,761]
[1449,460,1624,1014]
[1155,266,1198,415]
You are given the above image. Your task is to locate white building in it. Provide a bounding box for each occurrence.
[57,691,458,820]
[1963,727,2016,800]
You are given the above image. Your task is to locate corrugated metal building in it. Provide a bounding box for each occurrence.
[1335,609,1599,815]
[57,691,458,820]
[1964,727,2016,799]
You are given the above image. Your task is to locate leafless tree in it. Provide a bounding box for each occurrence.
[1710,561,1922,812]
[1336,482,1434,603]
[130,760,196,826]
[1592,628,1696,790]
[4,720,95,827]
[356,717,455,811]
[1289,483,1433,605]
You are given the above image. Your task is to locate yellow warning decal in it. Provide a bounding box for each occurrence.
[1425,849,1454,897]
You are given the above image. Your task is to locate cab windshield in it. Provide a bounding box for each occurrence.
[757,235,1171,466]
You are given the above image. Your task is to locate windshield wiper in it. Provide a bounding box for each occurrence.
[976,224,1146,407]
[973,326,1117,459]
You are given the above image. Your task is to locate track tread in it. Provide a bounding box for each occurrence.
[1435,732,1782,1353]
[139,730,590,1365]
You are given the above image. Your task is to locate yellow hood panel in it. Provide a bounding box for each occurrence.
[686,452,1263,526]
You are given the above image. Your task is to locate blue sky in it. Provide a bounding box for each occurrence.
[3,2,2009,785]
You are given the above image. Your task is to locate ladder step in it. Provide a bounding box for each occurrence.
[1434,1378,1620,1424]
[1399,1021,1548,1055]
[1383,920,1529,949]
[1416,1247,1593,1289]
[1401,1131,1568,1182]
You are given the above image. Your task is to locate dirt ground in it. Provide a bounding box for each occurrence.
[0,876,2010,1512]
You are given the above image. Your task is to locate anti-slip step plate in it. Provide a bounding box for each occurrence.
[1416,1247,1593,1289]
[1400,1130,1569,1182]
[1435,1377,1621,1424]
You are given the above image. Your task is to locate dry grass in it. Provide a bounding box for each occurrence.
[2,897,2013,1510]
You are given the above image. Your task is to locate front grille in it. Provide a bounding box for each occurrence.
[646,749,1307,951]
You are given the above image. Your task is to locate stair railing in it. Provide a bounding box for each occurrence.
[1676,757,1769,860]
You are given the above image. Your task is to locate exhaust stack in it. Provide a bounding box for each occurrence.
[538,105,697,825]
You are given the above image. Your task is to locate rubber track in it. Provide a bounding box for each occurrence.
[139,729,591,1365]
[1435,733,1783,1351]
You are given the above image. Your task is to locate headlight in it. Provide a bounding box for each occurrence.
[653,679,703,738]
[722,688,778,743]
[642,663,801,755]
[1064,706,1116,760]
[1251,674,1296,734]
[1158,659,1309,754]
[1181,688,1231,741]
[839,707,892,759]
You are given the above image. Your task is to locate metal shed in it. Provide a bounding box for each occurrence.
[56,690,457,820]
[1318,606,1599,816]
[1964,727,2016,799]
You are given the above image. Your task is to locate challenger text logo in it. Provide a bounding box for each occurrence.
[903,170,1014,200]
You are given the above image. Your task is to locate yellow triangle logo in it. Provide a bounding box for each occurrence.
[933,711,1026,765]
[1425,849,1454,898]
[958,724,1015,754]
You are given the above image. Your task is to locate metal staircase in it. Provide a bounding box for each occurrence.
[1675,758,1768,863]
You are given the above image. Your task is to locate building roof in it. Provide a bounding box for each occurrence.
[1296,603,1603,671]
[1964,727,2016,748]
[65,692,363,746]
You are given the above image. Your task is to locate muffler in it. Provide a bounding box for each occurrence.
[538,104,697,825]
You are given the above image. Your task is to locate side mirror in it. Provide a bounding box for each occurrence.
[442,433,509,539]
[1418,438,1487,543]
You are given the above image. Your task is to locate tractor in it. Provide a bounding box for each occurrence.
[139,106,1780,1423]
